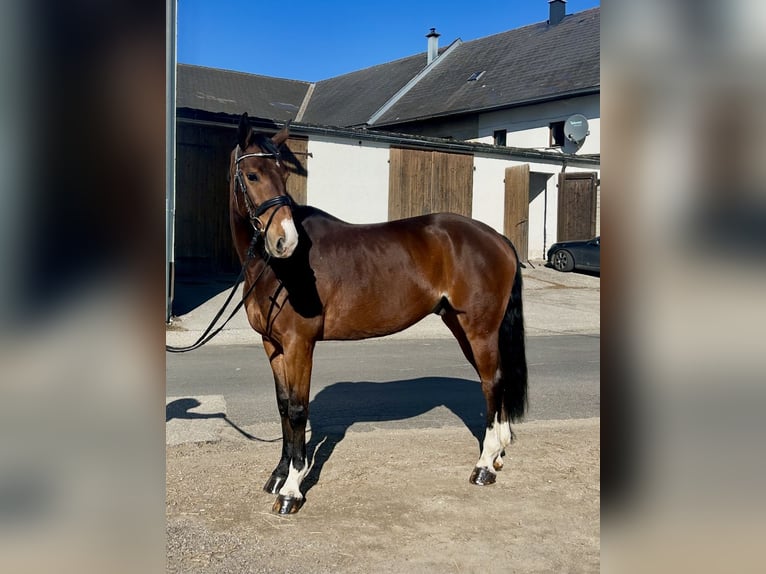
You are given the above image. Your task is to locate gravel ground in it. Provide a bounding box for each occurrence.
[167,417,600,573]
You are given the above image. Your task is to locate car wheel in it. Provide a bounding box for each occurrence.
[552,249,575,272]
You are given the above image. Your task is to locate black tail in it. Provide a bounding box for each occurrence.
[498,244,528,423]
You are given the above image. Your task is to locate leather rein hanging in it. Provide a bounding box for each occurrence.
[166,150,291,353]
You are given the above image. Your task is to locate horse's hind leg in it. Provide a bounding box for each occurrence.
[443,311,509,479]
[460,331,513,486]
[474,338,511,485]
[441,311,477,370]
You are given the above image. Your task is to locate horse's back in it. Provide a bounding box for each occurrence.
[297,208,516,280]
[297,207,511,254]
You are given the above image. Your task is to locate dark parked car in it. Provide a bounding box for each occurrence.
[546,236,600,273]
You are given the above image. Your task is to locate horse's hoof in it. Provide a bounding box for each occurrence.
[272,495,303,515]
[469,466,496,486]
[493,458,504,471]
[263,475,285,494]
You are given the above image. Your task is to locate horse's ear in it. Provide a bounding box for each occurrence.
[237,113,252,150]
[271,119,291,147]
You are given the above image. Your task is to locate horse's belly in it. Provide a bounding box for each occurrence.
[322,316,429,340]
[321,294,434,341]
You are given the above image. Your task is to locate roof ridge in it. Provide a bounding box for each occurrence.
[314,50,431,84]
[295,83,316,122]
[459,6,600,47]
[367,38,463,126]
[177,62,311,86]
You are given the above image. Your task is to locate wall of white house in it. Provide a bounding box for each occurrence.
[472,95,601,257]
[305,136,390,224]
[476,94,600,155]
[303,134,598,261]
[528,162,601,259]
[473,155,599,259]
[472,155,513,234]
[473,156,554,259]
[528,161,561,259]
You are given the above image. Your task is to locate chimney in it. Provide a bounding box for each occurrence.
[548,0,566,25]
[426,28,440,65]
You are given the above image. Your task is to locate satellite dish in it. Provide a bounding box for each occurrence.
[563,114,589,153]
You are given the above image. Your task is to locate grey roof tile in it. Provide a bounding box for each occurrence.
[374,8,600,125]
[176,64,310,120]
[300,52,429,127]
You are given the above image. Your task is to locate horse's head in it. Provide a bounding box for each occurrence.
[231,113,298,259]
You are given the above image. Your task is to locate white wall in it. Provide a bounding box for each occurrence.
[473,94,601,257]
[305,132,598,261]
[472,156,513,234]
[527,163,601,259]
[473,155,599,260]
[473,155,561,259]
[527,162,560,260]
[306,136,390,224]
[476,94,601,156]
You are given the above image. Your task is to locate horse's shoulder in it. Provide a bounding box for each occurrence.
[295,205,342,224]
[294,205,350,238]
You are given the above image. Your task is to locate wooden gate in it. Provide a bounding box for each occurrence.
[504,164,530,262]
[284,138,308,205]
[557,172,598,241]
[388,148,473,220]
[175,123,237,274]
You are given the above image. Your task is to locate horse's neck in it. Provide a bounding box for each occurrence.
[230,208,256,264]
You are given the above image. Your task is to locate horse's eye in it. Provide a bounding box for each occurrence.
[246,173,258,182]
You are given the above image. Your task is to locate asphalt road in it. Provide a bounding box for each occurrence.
[167,335,599,437]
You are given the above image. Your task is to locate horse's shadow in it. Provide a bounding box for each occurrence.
[302,376,485,494]
[166,398,270,441]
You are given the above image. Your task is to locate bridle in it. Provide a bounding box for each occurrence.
[234,149,293,237]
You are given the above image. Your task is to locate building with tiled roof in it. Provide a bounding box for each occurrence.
[177,2,599,147]
[170,1,600,296]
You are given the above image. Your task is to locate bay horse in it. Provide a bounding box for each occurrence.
[230,113,527,514]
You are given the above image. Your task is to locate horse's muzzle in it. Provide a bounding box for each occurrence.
[267,217,299,258]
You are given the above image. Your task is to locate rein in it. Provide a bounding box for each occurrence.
[165,250,271,353]
[166,148,291,353]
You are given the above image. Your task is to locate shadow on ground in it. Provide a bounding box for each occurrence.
[166,398,280,442]
[302,376,485,494]
[171,273,240,316]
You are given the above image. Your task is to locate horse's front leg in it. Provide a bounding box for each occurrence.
[272,337,315,515]
[262,339,291,495]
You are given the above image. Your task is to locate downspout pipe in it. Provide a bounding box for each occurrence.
[166,0,177,323]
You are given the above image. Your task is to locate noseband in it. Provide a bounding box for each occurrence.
[234,150,293,236]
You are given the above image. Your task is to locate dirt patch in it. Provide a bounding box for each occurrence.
[167,418,599,573]
[165,320,188,332]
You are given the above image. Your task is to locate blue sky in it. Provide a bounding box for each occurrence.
[178,0,600,82]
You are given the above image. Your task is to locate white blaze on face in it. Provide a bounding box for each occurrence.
[266,215,299,258]
[280,217,299,256]
[278,461,308,499]
[476,414,512,471]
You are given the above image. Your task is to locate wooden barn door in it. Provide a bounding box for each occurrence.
[504,164,530,262]
[557,172,598,241]
[388,148,473,220]
[284,137,308,205]
[175,123,238,274]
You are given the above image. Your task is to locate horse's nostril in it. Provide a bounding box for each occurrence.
[276,237,285,253]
